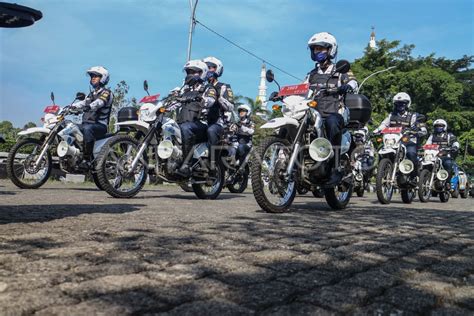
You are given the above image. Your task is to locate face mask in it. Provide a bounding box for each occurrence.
[434,127,444,134]
[313,51,328,63]
[206,71,217,81]
[395,103,407,114]
[185,74,201,86]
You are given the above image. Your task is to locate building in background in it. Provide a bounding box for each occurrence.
[256,63,267,112]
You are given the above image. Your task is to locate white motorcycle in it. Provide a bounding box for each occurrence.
[374,125,423,204]
[418,144,451,202]
[7,92,113,189]
[251,60,372,212]
[94,81,225,199]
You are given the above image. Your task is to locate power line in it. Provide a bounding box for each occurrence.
[194,19,304,82]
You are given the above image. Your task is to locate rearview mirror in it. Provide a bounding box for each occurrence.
[75,92,86,101]
[143,80,149,92]
[50,92,55,104]
[268,91,279,101]
[335,60,351,74]
[265,70,274,83]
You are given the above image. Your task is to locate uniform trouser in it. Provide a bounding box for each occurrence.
[180,121,208,163]
[324,113,344,169]
[405,142,418,177]
[207,123,224,160]
[236,143,251,162]
[441,156,454,180]
[79,123,107,159]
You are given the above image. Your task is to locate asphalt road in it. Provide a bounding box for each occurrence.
[0,180,473,315]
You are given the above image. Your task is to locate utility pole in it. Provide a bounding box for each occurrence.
[186,0,199,62]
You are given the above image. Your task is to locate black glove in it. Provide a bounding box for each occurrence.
[337,84,351,95]
[76,92,86,101]
[83,105,91,112]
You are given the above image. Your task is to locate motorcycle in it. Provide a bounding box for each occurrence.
[418,144,451,202]
[94,81,225,199]
[374,126,422,204]
[350,134,375,197]
[458,169,469,199]
[251,60,372,212]
[7,92,113,189]
[221,124,251,193]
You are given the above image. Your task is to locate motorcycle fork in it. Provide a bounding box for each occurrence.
[130,123,160,172]
[390,148,401,185]
[34,127,58,166]
[285,114,307,180]
[429,162,437,189]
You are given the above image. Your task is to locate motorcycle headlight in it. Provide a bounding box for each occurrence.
[436,170,449,181]
[399,159,414,174]
[384,138,396,148]
[424,153,434,162]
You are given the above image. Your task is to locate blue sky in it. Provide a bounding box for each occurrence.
[1,0,473,127]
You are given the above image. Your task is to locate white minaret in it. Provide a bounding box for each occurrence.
[369,26,376,49]
[257,63,267,110]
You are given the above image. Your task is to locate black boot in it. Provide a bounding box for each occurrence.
[325,147,342,187]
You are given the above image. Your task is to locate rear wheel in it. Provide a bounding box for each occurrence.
[418,169,431,202]
[227,164,249,193]
[179,181,193,192]
[460,190,468,199]
[324,179,353,210]
[451,186,459,198]
[401,188,415,204]
[251,137,296,213]
[96,135,148,198]
[439,191,450,203]
[6,138,52,189]
[376,158,394,204]
[192,161,225,199]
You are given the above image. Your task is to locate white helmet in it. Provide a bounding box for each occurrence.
[433,119,447,133]
[203,56,224,77]
[354,127,368,142]
[307,32,338,60]
[86,66,110,85]
[237,104,251,115]
[183,59,208,81]
[393,92,412,108]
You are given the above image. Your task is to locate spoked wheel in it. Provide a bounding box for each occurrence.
[192,161,225,199]
[324,161,354,210]
[251,137,296,213]
[91,170,105,190]
[6,138,52,189]
[376,158,394,204]
[418,169,431,202]
[96,135,148,198]
[401,188,415,204]
[439,191,450,202]
[226,164,249,193]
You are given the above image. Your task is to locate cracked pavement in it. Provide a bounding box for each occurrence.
[0,180,473,315]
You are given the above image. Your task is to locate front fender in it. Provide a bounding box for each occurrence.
[260,117,299,129]
[17,127,51,137]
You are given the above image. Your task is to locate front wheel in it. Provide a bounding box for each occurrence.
[460,190,468,199]
[192,161,225,199]
[226,164,249,193]
[251,137,296,213]
[179,181,194,192]
[418,169,432,202]
[95,135,148,198]
[6,138,52,189]
[401,188,415,204]
[91,171,104,190]
[356,186,365,197]
[376,158,394,204]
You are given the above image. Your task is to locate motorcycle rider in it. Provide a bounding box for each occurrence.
[352,126,375,175]
[425,119,460,183]
[305,32,358,186]
[176,59,218,176]
[373,92,427,183]
[203,57,235,151]
[72,66,113,167]
[230,104,255,165]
